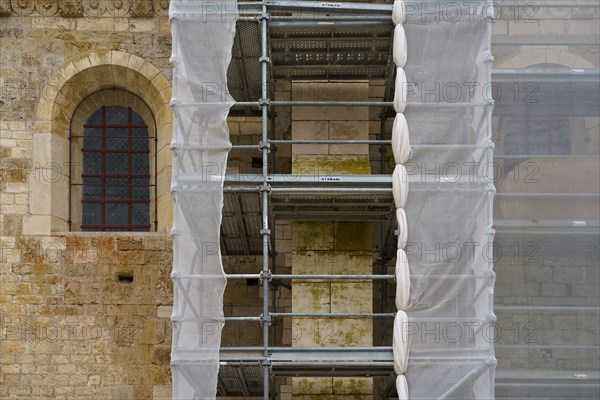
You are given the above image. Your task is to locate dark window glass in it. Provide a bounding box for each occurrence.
[503,117,571,174]
[81,106,151,231]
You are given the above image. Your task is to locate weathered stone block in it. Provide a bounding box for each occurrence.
[291,155,371,175]
[331,283,372,314]
[332,377,373,395]
[292,377,333,395]
[292,282,330,313]
[292,318,371,347]
[292,222,334,251]
[117,238,143,251]
[153,384,172,400]
[334,222,371,251]
[293,106,368,122]
[22,215,51,236]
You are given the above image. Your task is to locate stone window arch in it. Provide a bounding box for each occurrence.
[493,59,599,220]
[33,51,173,235]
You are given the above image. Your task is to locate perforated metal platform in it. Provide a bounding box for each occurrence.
[227,1,396,113]
[221,174,395,255]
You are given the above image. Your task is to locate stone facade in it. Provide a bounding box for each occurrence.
[0,233,172,399]
[0,3,174,398]
[0,1,598,399]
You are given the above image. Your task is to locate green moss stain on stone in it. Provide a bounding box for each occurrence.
[291,155,371,175]
[292,222,335,251]
[334,222,371,251]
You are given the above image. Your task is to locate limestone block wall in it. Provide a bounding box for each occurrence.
[290,222,374,399]
[290,81,371,176]
[494,252,600,371]
[290,81,373,399]
[0,233,173,399]
[0,5,175,399]
[492,4,600,67]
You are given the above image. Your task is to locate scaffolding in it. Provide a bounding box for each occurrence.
[170,1,600,399]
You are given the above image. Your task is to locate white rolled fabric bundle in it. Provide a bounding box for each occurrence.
[392,0,406,25]
[394,68,407,113]
[393,25,407,68]
[393,310,409,375]
[395,249,410,310]
[396,208,408,249]
[392,113,411,164]
[396,375,409,400]
[392,164,409,209]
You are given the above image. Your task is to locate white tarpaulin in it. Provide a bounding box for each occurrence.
[169,0,237,398]
[392,0,496,398]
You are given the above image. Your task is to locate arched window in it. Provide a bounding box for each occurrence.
[74,105,154,231]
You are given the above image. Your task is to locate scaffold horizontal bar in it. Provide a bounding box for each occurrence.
[495,193,599,198]
[229,101,491,108]
[270,21,391,28]
[235,0,600,13]
[172,317,260,322]
[496,155,599,159]
[174,273,492,280]
[262,0,392,13]
[495,306,600,312]
[171,144,260,151]
[270,139,391,145]
[496,344,600,350]
[270,140,489,149]
[492,68,600,80]
[493,40,600,47]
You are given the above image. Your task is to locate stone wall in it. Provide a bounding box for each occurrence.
[1,1,599,399]
[290,81,373,399]
[0,233,172,399]
[0,4,175,399]
[494,247,600,372]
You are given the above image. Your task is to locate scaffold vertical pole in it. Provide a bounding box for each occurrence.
[260,1,271,399]
[485,0,497,398]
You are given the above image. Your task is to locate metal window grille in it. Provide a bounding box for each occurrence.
[79,106,152,231]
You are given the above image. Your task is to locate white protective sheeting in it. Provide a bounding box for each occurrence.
[392,164,409,208]
[392,0,406,25]
[392,113,411,164]
[395,249,411,312]
[392,8,411,394]
[397,374,409,400]
[393,25,408,68]
[169,1,237,398]
[392,0,496,398]
[393,310,410,375]
[393,67,408,113]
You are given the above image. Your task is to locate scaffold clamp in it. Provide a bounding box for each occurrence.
[259,183,272,193]
[260,270,273,282]
[259,314,272,326]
